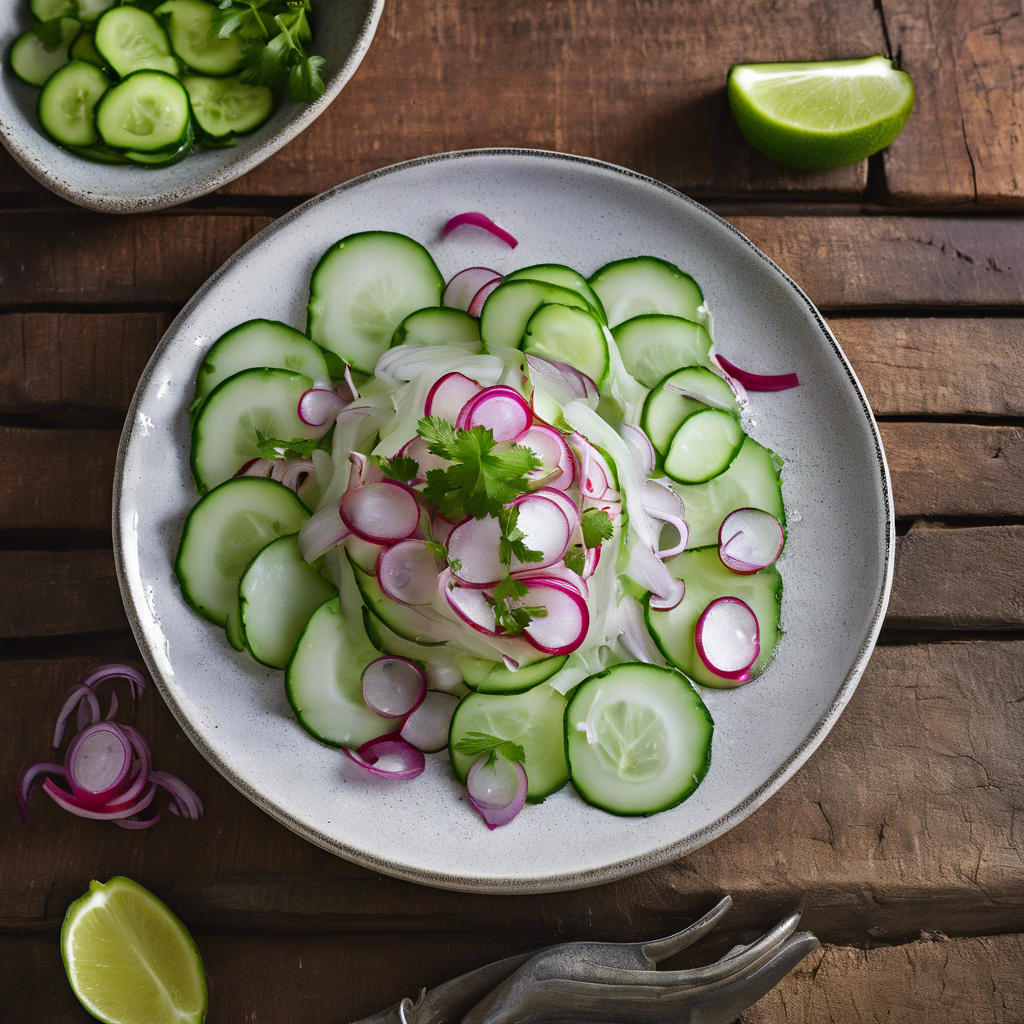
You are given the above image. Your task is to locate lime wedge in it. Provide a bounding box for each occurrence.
[61,877,207,1024]
[727,56,914,170]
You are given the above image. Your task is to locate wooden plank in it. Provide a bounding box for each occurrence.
[882,0,1024,205]
[888,523,1024,630]
[0,312,170,416]
[831,316,1024,418]
[743,933,1024,1023]
[2,641,1022,944]
[6,313,1024,420]
[3,930,1022,1024]
[2,215,1024,310]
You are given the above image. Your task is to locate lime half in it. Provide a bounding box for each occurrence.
[61,877,207,1024]
[727,56,914,170]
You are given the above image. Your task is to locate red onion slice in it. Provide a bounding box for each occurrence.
[109,724,153,808]
[151,771,204,821]
[648,577,685,612]
[340,481,422,544]
[41,778,158,820]
[626,540,683,608]
[715,354,800,392]
[641,480,689,560]
[279,458,315,494]
[237,457,275,479]
[53,684,101,748]
[619,423,656,477]
[456,385,532,442]
[695,597,761,681]
[362,657,426,719]
[520,580,590,656]
[65,722,133,808]
[508,494,571,573]
[16,760,65,820]
[446,516,505,588]
[467,278,502,317]
[582,544,601,580]
[298,388,345,433]
[400,692,460,752]
[441,212,518,249]
[466,755,528,829]
[443,267,502,311]
[376,540,441,606]
[719,508,785,573]
[425,371,482,422]
[345,734,426,780]
[114,814,162,830]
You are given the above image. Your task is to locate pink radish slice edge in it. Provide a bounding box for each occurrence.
[521,580,590,655]
[400,692,460,752]
[456,385,532,442]
[361,657,426,718]
[520,426,575,490]
[439,569,500,635]
[443,266,501,311]
[716,354,800,392]
[695,597,761,681]
[345,734,426,780]
[441,212,518,249]
[340,481,421,544]
[467,278,502,317]
[531,486,581,533]
[719,508,785,573]
[377,540,441,606]
[298,388,345,429]
[425,372,481,421]
[466,756,528,829]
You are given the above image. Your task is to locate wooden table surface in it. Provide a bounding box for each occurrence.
[2,1,1023,1020]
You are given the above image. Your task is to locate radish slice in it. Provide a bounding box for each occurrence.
[519,425,575,490]
[716,354,800,393]
[509,494,571,573]
[456,385,532,441]
[441,212,518,248]
[467,278,502,317]
[361,657,426,718]
[526,566,588,599]
[424,372,481,422]
[719,508,785,573]
[695,597,761,680]
[298,388,345,430]
[65,722,133,807]
[648,577,685,612]
[443,267,501,311]
[520,580,590,655]
[400,435,451,476]
[298,504,350,562]
[439,570,500,635]
[526,355,598,402]
[431,514,464,546]
[400,691,460,752]
[340,481,421,544]
[377,540,441,606]
[467,755,528,829]
[619,423,655,477]
[344,734,425,780]
[447,515,505,587]
[530,486,581,533]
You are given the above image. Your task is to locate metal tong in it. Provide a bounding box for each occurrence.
[351,895,818,1024]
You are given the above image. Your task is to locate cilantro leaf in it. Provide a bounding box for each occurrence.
[242,27,292,89]
[497,505,542,568]
[256,436,321,459]
[563,547,586,575]
[581,508,614,548]
[374,454,420,484]
[32,19,65,49]
[453,731,526,767]
[490,576,547,635]
[288,51,326,103]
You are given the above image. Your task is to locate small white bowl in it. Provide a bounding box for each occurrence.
[0,1,383,213]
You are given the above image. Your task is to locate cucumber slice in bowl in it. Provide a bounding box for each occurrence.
[175,476,310,629]
[588,256,704,328]
[478,279,590,350]
[448,684,569,803]
[31,0,76,20]
[75,0,117,24]
[238,534,337,669]
[663,409,745,484]
[390,307,481,349]
[502,263,607,321]
[520,303,610,387]
[69,30,107,68]
[190,367,313,494]
[95,70,190,153]
[307,232,444,375]
[183,75,274,144]
[455,653,567,695]
[641,365,739,458]
[613,314,715,388]
[94,6,178,77]
[124,118,194,168]
[565,663,713,816]
[37,61,111,149]
[155,0,245,76]
[10,18,81,87]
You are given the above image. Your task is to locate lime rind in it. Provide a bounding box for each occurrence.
[728,56,914,171]
[61,876,207,1024]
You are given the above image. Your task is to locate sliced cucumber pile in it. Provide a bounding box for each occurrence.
[173,228,797,827]
[9,0,326,167]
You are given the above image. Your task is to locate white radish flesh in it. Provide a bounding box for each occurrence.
[520,580,590,655]
[424,372,481,422]
[376,540,440,606]
[446,515,505,587]
[509,494,571,572]
[694,597,760,680]
[443,267,501,311]
[457,385,532,442]
[361,657,426,718]
[340,481,421,543]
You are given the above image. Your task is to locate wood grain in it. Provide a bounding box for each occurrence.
[882,0,1024,205]
[2,215,1023,310]
[3,642,1022,944]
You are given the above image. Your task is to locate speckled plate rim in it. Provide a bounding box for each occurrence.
[113,148,894,893]
[0,0,384,214]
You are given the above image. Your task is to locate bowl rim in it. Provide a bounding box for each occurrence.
[0,0,385,213]
[113,147,895,893]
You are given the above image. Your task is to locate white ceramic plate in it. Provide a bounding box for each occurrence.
[114,150,893,893]
[0,1,383,212]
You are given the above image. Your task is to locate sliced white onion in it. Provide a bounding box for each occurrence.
[616,593,666,665]
[619,423,656,477]
[298,504,351,562]
[400,691,460,752]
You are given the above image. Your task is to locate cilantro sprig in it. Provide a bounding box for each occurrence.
[489,577,547,635]
[453,731,526,767]
[497,505,542,568]
[256,436,322,459]
[373,453,420,484]
[581,507,615,548]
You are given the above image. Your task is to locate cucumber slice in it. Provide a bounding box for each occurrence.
[66,142,128,163]
[642,366,740,458]
[155,0,244,75]
[75,0,117,24]
[307,232,445,374]
[190,367,314,494]
[503,263,607,322]
[645,546,782,688]
[286,596,390,748]
[588,257,703,328]
[175,477,310,628]
[663,409,745,484]
[95,71,190,152]
[670,436,785,548]
[478,280,590,350]
[612,314,714,389]
[238,534,337,669]
[455,653,567,695]
[362,607,437,660]
[349,557,447,646]
[390,307,481,349]
[448,684,569,802]
[69,30,106,67]
[224,598,245,652]
[182,74,274,142]
[37,61,111,148]
[10,19,81,87]
[94,6,178,76]
[193,319,331,411]
[124,117,194,166]
[565,663,713,815]
[31,0,76,20]
[520,303,610,387]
